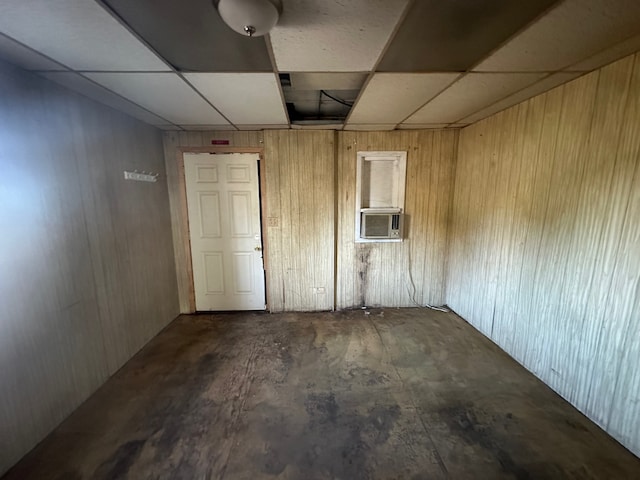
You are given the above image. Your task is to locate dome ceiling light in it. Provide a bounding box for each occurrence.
[216,0,282,37]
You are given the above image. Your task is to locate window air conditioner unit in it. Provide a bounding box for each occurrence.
[361,210,404,239]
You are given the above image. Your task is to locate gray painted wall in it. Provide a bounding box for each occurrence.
[0,61,179,475]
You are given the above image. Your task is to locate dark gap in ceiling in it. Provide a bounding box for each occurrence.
[103,0,273,72]
[280,73,366,125]
[377,0,561,72]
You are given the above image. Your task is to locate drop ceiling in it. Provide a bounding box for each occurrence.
[1,0,639,131]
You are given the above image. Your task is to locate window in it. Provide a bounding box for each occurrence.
[355,151,407,242]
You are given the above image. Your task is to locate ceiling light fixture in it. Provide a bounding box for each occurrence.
[216,0,281,37]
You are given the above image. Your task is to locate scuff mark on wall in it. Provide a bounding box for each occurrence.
[356,245,372,307]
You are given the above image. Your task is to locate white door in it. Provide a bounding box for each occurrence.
[183,153,266,311]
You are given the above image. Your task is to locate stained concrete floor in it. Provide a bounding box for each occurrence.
[4,309,640,480]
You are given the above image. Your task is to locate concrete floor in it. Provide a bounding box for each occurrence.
[4,309,639,480]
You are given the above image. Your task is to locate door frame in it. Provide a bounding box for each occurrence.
[176,146,268,312]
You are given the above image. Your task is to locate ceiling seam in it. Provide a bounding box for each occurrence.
[451,73,555,124]
[0,31,68,70]
[92,0,239,131]
[264,33,291,128]
[74,71,182,128]
[397,0,565,128]
[561,32,640,72]
[343,0,416,128]
[395,73,465,126]
[92,0,175,71]
[0,30,180,128]
[466,0,565,73]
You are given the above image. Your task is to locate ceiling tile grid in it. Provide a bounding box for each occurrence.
[404,73,546,124]
[0,0,639,130]
[0,33,66,72]
[0,0,169,71]
[460,72,582,124]
[474,0,640,72]
[566,33,640,72]
[84,73,229,126]
[184,73,288,125]
[40,72,173,126]
[346,73,461,125]
[376,0,559,72]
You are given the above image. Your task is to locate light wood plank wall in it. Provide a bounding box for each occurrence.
[0,61,178,475]
[447,53,640,456]
[163,129,335,312]
[337,130,458,309]
[263,130,335,311]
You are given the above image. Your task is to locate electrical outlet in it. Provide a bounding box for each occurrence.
[267,217,279,227]
[313,287,326,294]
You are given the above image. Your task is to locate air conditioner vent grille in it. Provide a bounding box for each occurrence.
[361,212,403,239]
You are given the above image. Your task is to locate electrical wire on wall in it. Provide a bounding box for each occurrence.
[405,238,451,313]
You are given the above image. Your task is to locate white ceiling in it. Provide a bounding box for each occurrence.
[0,0,639,131]
[269,0,410,72]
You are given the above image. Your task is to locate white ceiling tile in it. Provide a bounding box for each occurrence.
[155,125,183,131]
[84,73,229,126]
[405,73,545,124]
[460,72,582,124]
[270,0,410,72]
[396,124,450,130]
[343,124,397,131]
[474,0,640,72]
[348,73,460,124]
[184,73,288,125]
[40,72,172,126]
[0,0,169,71]
[0,33,65,71]
[566,34,640,72]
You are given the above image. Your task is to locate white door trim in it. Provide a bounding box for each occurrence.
[176,146,268,312]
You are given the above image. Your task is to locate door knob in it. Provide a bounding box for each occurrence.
[254,246,262,251]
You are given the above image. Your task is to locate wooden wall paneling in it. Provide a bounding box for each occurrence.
[450,119,495,332]
[556,57,635,410]
[604,160,640,449]
[261,130,335,312]
[473,113,505,336]
[576,54,640,436]
[311,131,336,310]
[336,130,457,309]
[408,131,431,307]
[263,130,284,311]
[491,96,545,356]
[489,102,526,353]
[511,87,563,370]
[445,125,472,317]
[527,72,597,391]
[286,131,303,309]
[447,52,640,456]
[433,130,458,305]
[336,131,357,308]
